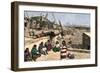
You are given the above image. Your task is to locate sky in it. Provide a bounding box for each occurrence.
[24,11,90,27]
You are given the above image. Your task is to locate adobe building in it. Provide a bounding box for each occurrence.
[82,32,90,50]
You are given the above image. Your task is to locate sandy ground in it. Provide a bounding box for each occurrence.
[25,36,90,61]
[36,50,90,61]
[25,36,49,52]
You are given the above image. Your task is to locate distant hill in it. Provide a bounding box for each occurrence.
[63,24,90,28]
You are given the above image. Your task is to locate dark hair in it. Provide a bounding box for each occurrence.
[33,45,37,48]
[56,41,59,44]
[25,48,29,52]
[62,40,66,45]
[26,48,29,50]
[40,42,43,44]
[48,40,50,42]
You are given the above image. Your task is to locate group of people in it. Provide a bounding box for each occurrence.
[24,40,74,61]
[24,40,53,61]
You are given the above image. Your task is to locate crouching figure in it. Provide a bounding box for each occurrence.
[53,41,60,52]
[24,48,31,61]
[31,45,41,61]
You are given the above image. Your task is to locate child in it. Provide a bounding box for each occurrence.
[60,40,68,60]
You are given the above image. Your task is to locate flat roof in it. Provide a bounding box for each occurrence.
[83,32,90,37]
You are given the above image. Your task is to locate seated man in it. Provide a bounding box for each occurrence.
[45,40,52,51]
[53,41,60,52]
[38,42,48,55]
[42,45,48,55]
[31,45,41,61]
[24,48,31,61]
